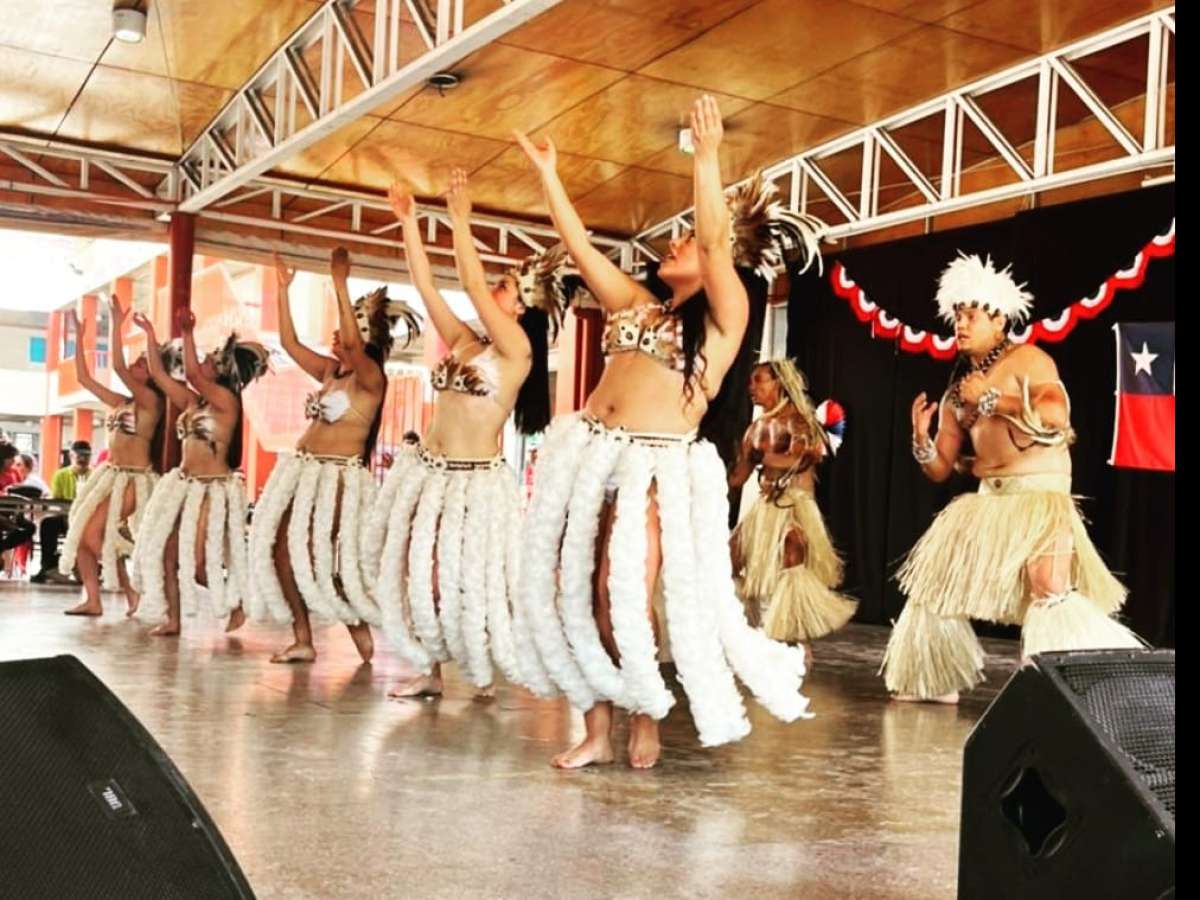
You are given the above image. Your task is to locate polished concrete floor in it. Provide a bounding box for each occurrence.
[0,581,1020,900]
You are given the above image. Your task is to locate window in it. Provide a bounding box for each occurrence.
[61,313,76,359]
[28,337,46,364]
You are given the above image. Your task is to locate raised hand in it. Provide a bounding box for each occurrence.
[176,306,196,334]
[132,312,156,337]
[387,181,417,222]
[273,252,296,288]
[690,94,725,158]
[911,392,938,440]
[514,130,557,175]
[445,168,472,222]
[330,247,351,282]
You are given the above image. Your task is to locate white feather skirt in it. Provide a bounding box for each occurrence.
[517,414,813,748]
[367,446,543,690]
[129,469,250,623]
[246,452,381,627]
[59,463,157,590]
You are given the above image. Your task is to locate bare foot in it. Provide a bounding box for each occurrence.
[389,673,443,698]
[347,623,374,664]
[65,601,103,617]
[627,714,662,769]
[225,607,246,633]
[892,692,959,705]
[271,643,317,664]
[552,735,615,769]
[473,683,497,702]
[149,622,180,637]
[124,589,140,618]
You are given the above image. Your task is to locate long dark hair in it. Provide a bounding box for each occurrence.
[146,382,167,474]
[361,342,388,465]
[645,264,768,470]
[212,373,246,470]
[514,307,551,435]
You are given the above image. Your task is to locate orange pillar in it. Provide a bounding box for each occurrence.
[72,409,94,447]
[40,415,63,481]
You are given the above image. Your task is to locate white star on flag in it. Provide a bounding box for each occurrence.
[1130,342,1159,376]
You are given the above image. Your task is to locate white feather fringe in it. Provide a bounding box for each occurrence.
[374,461,434,672]
[516,415,812,744]
[559,431,633,707]
[247,454,301,624]
[516,416,598,710]
[690,444,813,724]
[606,443,675,720]
[337,466,381,626]
[407,470,451,660]
[459,472,494,688]
[435,473,469,666]
[59,464,155,590]
[656,446,749,745]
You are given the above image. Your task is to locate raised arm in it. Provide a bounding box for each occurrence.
[132,312,194,408]
[515,131,651,313]
[388,182,473,351]
[177,309,236,412]
[911,392,964,483]
[690,96,747,341]
[68,309,128,408]
[329,248,385,393]
[108,296,159,407]
[273,254,337,382]
[446,169,530,361]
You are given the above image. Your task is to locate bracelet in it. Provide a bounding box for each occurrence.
[912,436,937,465]
[978,387,1001,417]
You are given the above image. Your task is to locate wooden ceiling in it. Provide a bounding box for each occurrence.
[0,0,1176,238]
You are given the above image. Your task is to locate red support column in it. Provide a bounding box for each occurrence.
[161,213,196,472]
[555,308,604,414]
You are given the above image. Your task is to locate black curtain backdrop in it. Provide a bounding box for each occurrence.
[785,185,1175,646]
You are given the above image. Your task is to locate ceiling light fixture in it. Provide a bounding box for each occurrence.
[112,1,147,44]
[427,72,461,96]
[678,127,694,155]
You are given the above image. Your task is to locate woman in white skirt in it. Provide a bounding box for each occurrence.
[61,297,167,618]
[363,172,563,699]
[248,247,420,664]
[513,96,825,769]
[128,309,268,637]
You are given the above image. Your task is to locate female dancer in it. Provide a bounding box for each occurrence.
[248,247,420,663]
[362,172,563,699]
[514,96,824,768]
[129,309,269,636]
[729,359,856,657]
[61,297,168,617]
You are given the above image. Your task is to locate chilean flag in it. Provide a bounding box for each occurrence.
[1110,323,1174,471]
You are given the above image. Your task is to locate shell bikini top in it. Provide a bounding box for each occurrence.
[431,339,501,400]
[602,304,688,373]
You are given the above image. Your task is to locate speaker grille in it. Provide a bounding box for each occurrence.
[1056,659,1175,817]
[0,656,251,899]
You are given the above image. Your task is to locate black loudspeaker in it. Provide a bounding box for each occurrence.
[0,655,254,899]
[959,649,1174,900]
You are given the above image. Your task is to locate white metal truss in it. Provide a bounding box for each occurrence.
[169,0,561,213]
[199,176,633,267]
[0,134,175,215]
[633,7,1176,263]
[0,133,628,270]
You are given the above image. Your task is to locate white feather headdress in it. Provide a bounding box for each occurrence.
[935,253,1034,325]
